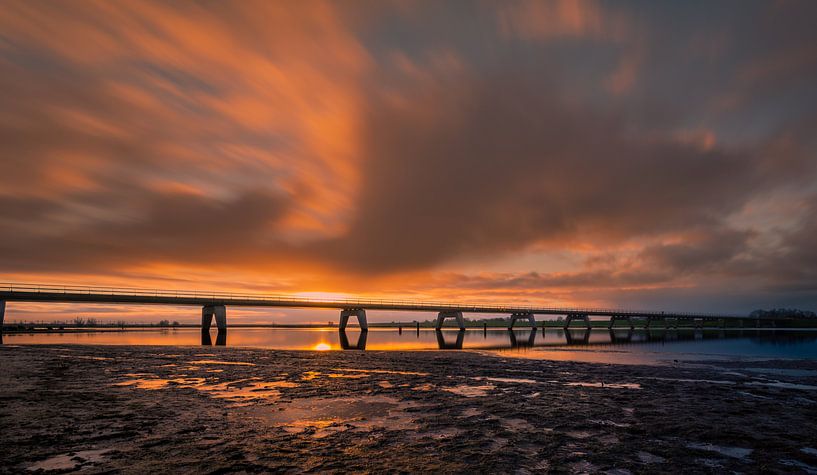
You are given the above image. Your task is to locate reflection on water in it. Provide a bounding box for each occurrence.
[509,328,537,348]
[6,327,817,364]
[339,329,367,350]
[201,329,227,346]
[436,330,465,349]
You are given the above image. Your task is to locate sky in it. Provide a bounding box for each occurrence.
[1,1,816,323]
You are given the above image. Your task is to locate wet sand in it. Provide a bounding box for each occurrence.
[2,345,817,473]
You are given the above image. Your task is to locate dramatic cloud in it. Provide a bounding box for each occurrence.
[1,0,816,320]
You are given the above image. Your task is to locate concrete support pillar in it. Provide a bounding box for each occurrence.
[435,310,465,330]
[202,305,213,331]
[508,312,536,330]
[564,313,591,330]
[214,306,227,330]
[608,315,634,330]
[201,305,227,331]
[339,309,368,331]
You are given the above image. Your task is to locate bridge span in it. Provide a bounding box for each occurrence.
[0,283,772,335]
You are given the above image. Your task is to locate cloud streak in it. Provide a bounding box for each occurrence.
[1,0,816,319]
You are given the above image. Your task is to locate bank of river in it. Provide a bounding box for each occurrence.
[2,344,817,473]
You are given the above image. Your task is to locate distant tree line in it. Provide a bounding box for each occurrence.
[750,308,816,319]
[6,318,184,328]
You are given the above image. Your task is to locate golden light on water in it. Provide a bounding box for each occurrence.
[313,343,332,351]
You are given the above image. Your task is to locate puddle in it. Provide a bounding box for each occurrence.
[746,381,817,391]
[473,377,538,384]
[737,391,770,399]
[188,360,255,366]
[113,376,296,402]
[57,355,113,361]
[252,395,419,436]
[27,449,109,471]
[637,451,666,464]
[112,377,206,390]
[378,380,393,388]
[330,368,429,376]
[589,419,631,428]
[687,442,753,460]
[643,376,817,391]
[301,371,321,380]
[199,380,298,401]
[803,447,817,456]
[443,384,495,397]
[412,383,435,391]
[779,459,817,473]
[327,373,369,378]
[564,382,642,390]
[743,368,817,378]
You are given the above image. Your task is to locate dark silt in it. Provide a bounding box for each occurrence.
[2,344,817,473]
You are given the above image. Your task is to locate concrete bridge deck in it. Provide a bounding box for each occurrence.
[0,283,770,334]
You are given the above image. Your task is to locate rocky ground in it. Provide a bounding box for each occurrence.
[2,344,817,474]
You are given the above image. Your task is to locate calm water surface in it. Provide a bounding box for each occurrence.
[6,328,817,364]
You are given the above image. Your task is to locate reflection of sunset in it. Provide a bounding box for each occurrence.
[313,343,332,351]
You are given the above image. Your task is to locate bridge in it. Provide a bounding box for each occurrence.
[0,283,774,336]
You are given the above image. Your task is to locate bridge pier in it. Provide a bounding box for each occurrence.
[435,310,465,330]
[339,309,368,331]
[0,300,4,342]
[508,312,536,330]
[608,314,634,330]
[201,305,227,331]
[564,313,591,330]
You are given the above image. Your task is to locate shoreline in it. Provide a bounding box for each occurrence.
[2,344,817,473]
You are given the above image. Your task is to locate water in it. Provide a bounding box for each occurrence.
[5,327,817,364]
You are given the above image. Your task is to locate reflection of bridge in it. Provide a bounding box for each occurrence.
[2,284,775,340]
[200,327,799,351]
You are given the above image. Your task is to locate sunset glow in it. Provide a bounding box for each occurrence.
[0,1,816,323]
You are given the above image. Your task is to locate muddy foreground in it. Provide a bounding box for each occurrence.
[1,345,817,474]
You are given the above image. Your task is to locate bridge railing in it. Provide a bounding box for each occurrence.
[0,282,747,319]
